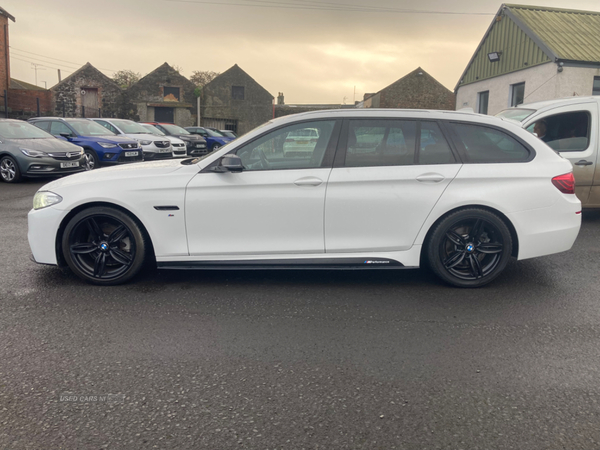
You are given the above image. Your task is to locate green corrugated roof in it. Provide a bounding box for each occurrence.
[507,4,600,62]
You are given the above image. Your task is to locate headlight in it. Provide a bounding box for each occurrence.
[139,140,152,146]
[98,142,117,148]
[21,148,48,158]
[33,191,63,210]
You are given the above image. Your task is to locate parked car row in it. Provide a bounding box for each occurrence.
[0,117,238,183]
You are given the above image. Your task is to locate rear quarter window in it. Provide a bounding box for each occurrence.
[449,122,531,163]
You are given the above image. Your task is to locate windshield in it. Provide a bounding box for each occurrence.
[68,120,116,136]
[161,124,190,135]
[0,121,52,139]
[140,124,165,136]
[110,120,149,134]
[495,108,536,122]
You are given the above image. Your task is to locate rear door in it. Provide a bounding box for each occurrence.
[324,119,461,253]
[523,101,598,205]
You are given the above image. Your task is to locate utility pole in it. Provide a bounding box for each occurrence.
[57,69,62,82]
[31,63,46,86]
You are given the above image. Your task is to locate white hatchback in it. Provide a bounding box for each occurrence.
[28,109,581,287]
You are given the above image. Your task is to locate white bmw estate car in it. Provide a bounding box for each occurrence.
[28,109,581,287]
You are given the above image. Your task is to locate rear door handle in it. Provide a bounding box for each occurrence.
[294,177,323,186]
[416,173,445,183]
[574,160,593,166]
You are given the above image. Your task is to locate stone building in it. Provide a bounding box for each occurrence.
[50,62,123,118]
[0,6,15,117]
[456,4,600,115]
[126,63,196,126]
[201,64,273,135]
[358,67,455,110]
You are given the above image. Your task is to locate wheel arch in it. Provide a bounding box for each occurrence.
[420,204,519,264]
[55,201,155,267]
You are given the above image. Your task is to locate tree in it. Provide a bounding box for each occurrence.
[190,70,220,88]
[112,70,141,89]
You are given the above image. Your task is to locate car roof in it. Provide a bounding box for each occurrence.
[516,96,600,111]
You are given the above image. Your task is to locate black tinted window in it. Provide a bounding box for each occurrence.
[527,111,590,152]
[345,120,416,167]
[451,123,530,163]
[418,122,455,164]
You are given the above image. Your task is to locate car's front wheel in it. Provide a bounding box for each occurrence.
[83,149,99,170]
[0,155,22,183]
[62,206,147,285]
[212,143,221,152]
[427,208,512,288]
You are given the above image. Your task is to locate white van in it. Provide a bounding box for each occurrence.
[497,96,599,208]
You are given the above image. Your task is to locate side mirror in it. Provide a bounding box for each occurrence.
[213,154,243,173]
[59,132,72,139]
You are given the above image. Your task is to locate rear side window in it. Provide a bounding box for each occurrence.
[450,123,531,163]
[345,119,417,167]
[527,111,590,152]
[418,122,455,164]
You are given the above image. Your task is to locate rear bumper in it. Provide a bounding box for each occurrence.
[509,195,582,260]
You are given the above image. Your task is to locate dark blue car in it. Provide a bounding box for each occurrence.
[28,118,143,170]
[184,126,233,152]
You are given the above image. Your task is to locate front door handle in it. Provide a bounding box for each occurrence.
[574,160,593,166]
[294,177,323,187]
[416,173,445,183]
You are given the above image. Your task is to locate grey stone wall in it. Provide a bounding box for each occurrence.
[201,65,273,135]
[50,63,123,118]
[377,68,455,110]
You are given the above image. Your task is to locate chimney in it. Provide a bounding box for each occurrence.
[277,92,284,105]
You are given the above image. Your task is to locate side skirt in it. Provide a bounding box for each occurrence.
[158,257,414,271]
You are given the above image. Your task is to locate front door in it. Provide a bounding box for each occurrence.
[155,107,174,123]
[81,88,98,117]
[185,120,339,257]
[524,101,599,205]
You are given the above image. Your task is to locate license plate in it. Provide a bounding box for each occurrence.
[125,151,139,157]
[60,161,79,168]
[297,140,309,145]
[159,148,171,153]
[195,143,205,148]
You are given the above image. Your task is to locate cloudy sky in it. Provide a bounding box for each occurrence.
[5,0,600,104]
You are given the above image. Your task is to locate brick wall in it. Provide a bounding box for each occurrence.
[0,15,9,96]
[7,89,52,119]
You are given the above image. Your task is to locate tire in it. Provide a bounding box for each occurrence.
[83,149,99,170]
[0,155,22,183]
[426,208,512,288]
[62,206,148,285]
[211,143,221,152]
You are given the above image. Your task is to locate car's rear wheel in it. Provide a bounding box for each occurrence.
[83,149,99,170]
[62,206,147,285]
[427,208,512,288]
[0,155,22,183]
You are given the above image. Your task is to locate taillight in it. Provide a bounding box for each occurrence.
[552,172,575,194]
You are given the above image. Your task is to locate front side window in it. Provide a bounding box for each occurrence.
[345,119,416,167]
[451,123,531,163]
[50,121,74,137]
[527,111,590,152]
[510,83,525,107]
[235,120,336,171]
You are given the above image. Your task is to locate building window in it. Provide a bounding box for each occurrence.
[593,77,600,96]
[510,82,525,107]
[232,86,245,100]
[163,87,180,101]
[477,91,489,115]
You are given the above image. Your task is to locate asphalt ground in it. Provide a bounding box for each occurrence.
[1,178,600,449]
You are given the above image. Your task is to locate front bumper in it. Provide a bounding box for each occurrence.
[28,206,66,265]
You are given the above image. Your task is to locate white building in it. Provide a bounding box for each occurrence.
[455,4,600,116]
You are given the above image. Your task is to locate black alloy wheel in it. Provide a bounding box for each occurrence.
[62,206,147,285]
[427,208,512,288]
[212,143,221,152]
